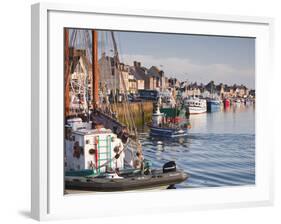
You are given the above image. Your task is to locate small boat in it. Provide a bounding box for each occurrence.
[234,98,241,107]
[184,97,207,114]
[65,161,189,192]
[206,98,221,112]
[149,102,190,138]
[245,99,251,105]
[223,98,230,108]
[150,126,188,138]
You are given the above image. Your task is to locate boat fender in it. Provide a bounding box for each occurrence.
[163,161,176,173]
[114,144,122,159]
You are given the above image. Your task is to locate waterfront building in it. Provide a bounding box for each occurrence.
[168,78,180,89]
[216,83,225,98]
[146,66,167,91]
[129,61,146,91]
[128,73,137,93]
[249,89,255,98]
[186,82,201,97]
[98,55,129,94]
[223,85,235,98]
[236,85,248,97]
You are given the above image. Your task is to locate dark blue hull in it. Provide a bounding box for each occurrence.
[207,100,221,112]
[150,126,188,138]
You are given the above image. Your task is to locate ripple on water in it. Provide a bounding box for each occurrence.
[140,133,255,188]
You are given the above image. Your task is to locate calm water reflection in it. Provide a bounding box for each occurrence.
[140,104,255,188]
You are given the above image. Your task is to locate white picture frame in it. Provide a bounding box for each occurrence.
[31,2,274,221]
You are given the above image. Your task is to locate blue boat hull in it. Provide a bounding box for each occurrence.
[207,101,221,112]
[150,126,188,138]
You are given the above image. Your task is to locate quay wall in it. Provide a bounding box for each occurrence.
[110,101,153,127]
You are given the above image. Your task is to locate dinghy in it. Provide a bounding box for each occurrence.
[65,161,189,192]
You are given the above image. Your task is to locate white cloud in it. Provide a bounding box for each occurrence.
[120,54,255,88]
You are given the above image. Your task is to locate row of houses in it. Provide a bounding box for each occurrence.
[99,55,169,94]
[69,48,254,103]
[176,80,254,98]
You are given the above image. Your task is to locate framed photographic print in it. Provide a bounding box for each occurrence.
[31,2,274,221]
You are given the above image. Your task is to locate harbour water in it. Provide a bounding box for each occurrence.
[139,104,255,188]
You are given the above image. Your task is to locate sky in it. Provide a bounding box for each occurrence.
[68,29,255,89]
[106,31,255,89]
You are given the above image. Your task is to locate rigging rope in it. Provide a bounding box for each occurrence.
[111,31,142,156]
[67,29,143,160]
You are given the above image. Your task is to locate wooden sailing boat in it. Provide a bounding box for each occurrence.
[64,29,189,192]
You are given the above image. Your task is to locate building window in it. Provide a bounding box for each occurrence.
[86,139,90,144]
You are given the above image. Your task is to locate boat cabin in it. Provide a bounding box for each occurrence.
[65,117,91,131]
[65,120,127,175]
[152,106,164,127]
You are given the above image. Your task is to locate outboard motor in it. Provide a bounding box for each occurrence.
[163,161,176,173]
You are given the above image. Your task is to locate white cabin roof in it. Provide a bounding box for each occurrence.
[73,128,113,136]
[67,117,83,124]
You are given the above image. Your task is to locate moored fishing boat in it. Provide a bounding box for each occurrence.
[206,98,221,112]
[223,98,230,108]
[149,105,190,138]
[149,94,191,138]
[184,97,207,114]
[205,82,221,112]
[245,98,251,105]
[150,126,188,138]
[234,98,241,107]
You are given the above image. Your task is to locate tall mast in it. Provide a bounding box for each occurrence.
[64,28,70,116]
[111,32,119,64]
[110,31,142,155]
[92,30,99,108]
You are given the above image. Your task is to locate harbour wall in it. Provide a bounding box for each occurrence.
[110,101,153,127]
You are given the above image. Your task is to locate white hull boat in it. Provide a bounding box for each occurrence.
[184,97,207,114]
